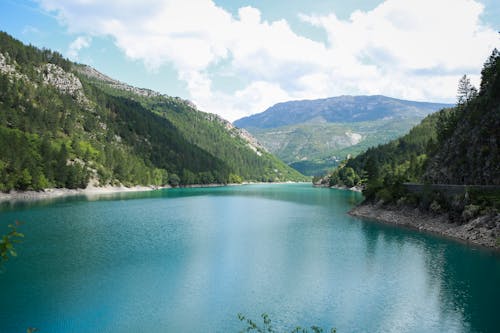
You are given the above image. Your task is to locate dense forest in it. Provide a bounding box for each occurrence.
[321,49,500,217]
[0,32,306,191]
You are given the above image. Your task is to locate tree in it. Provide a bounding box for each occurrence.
[228,173,242,184]
[456,75,477,105]
[0,222,24,266]
[181,169,197,185]
[479,48,499,94]
[152,168,168,186]
[168,173,180,187]
[436,108,458,143]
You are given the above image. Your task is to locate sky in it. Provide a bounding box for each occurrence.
[0,0,498,121]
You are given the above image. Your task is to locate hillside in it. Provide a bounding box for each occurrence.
[234,95,451,175]
[324,49,500,223]
[0,31,306,192]
[424,50,500,185]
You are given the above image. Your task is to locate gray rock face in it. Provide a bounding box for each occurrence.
[1,52,92,108]
[38,63,91,107]
[0,52,28,81]
[39,63,83,95]
[205,113,267,155]
[76,64,161,98]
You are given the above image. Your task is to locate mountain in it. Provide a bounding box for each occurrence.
[234,95,452,176]
[235,95,450,128]
[324,48,500,214]
[0,31,306,192]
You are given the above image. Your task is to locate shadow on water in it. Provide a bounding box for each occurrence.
[356,216,500,333]
[436,245,500,332]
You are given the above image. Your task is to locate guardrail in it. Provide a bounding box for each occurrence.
[402,183,500,196]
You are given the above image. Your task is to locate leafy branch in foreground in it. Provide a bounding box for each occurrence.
[0,221,24,265]
[238,313,336,333]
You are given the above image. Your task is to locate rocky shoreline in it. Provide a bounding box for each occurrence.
[0,181,305,203]
[349,203,500,250]
[0,185,162,203]
[313,183,363,192]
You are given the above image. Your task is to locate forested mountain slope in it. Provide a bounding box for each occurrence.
[234,95,451,176]
[324,49,500,215]
[0,32,306,191]
[424,50,500,185]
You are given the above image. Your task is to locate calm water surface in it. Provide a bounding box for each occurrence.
[0,184,499,332]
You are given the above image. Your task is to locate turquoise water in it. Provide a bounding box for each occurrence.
[0,184,499,332]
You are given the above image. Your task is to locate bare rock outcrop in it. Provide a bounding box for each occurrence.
[0,52,28,81]
[205,113,267,156]
[37,63,90,105]
[76,64,161,98]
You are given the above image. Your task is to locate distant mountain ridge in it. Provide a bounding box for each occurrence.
[234,95,452,129]
[234,95,452,176]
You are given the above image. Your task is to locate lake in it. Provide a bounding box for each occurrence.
[0,184,499,332]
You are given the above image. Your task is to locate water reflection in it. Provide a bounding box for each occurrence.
[357,216,500,333]
[1,183,367,214]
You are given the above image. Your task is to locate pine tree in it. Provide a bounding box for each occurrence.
[456,75,477,105]
[479,48,499,94]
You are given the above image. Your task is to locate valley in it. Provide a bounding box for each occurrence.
[235,95,451,175]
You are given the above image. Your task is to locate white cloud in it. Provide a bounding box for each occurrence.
[22,25,41,35]
[38,0,498,121]
[68,36,92,60]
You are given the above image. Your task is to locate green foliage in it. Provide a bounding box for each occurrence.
[0,222,24,265]
[0,127,90,191]
[248,116,434,176]
[237,313,336,333]
[229,173,243,184]
[0,31,71,72]
[0,31,305,191]
[326,111,441,200]
[168,173,181,187]
[479,48,499,94]
[328,161,361,188]
[134,95,307,182]
[468,188,500,210]
[436,108,459,144]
